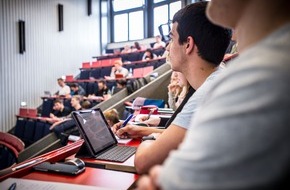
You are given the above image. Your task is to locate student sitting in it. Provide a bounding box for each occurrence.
[49,99,71,123]
[112,2,231,174]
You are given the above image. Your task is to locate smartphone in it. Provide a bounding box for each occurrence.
[33,162,85,175]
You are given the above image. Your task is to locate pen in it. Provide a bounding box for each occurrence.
[147,108,156,120]
[12,157,44,171]
[120,114,134,128]
[8,182,16,190]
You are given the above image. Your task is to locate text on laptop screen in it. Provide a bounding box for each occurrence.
[74,110,116,154]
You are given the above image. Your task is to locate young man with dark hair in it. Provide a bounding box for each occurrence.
[70,83,86,97]
[56,78,70,97]
[138,0,290,189]
[50,99,71,118]
[112,1,231,174]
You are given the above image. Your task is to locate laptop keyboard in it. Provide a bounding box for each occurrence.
[96,146,137,162]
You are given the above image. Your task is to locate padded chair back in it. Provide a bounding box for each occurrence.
[0,132,24,169]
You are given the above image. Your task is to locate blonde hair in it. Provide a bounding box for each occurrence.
[104,109,120,126]
[114,60,123,66]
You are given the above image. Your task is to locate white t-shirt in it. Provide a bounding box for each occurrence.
[159,23,290,190]
[58,85,70,96]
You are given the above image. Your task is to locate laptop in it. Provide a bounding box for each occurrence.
[71,108,136,162]
[44,91,51,97]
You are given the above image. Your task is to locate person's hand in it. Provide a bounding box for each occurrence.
[138,116,161,126]
[167,81,180,93]
[111,121,123,134]
[49,113,55,118]
[116,125,143,139]
[137,165,162,190]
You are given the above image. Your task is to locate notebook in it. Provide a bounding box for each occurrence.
[71,108,136,162]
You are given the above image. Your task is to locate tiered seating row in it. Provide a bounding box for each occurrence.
[77,57,166,80]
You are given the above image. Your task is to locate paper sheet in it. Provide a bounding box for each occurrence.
[0,178,114,190]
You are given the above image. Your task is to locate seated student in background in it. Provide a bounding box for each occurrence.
[112,1,231,174]
[112,79,127,95]
[153,35,166,49]
[138,0,290,189]
[49,95,82,130]
[49,99,71,122]
[70,83,86,97]
[121,44,132,54]
[104,109,120,127]
[56,78,70,98]
[131,41,143,52]
[142,48,157,61]
[168,71,190,111]
[87,80,111,101]
[105,60,129,80]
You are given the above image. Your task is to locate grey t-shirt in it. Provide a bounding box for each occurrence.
[158,23,290,189]
[171,68,223,130]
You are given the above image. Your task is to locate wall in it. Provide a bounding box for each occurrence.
[0,0,100,132]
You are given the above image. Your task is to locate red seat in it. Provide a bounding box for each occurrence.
[91,61,101,68]
[100,59,112,67]
[82,62,91,69]
[65,75,74,82]
[0,132,24,159]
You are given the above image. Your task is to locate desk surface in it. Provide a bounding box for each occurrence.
[23,167,138,189]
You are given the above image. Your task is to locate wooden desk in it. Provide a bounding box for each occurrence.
[23,167,138,189]
[74,139,141,174]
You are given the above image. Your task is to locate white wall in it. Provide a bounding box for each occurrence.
[0,0,100,132]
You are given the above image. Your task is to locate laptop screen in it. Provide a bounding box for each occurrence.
[72,109,117,155]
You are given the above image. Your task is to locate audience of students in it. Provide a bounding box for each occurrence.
[138,0,290,189]
[112,1,231,175]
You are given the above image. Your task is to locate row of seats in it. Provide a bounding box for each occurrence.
[14,119,51,147]
[97,47,165,62]
[79,58,166,80]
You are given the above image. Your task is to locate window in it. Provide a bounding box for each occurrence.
[153,5,168,36]
[114,14,128,42]
[153,1,181,36]
[129,11,144,40]
[113,0,144,12]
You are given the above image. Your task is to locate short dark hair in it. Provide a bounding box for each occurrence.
[70,83,79,88]
[172,2,231,65]
[53,99,63,105]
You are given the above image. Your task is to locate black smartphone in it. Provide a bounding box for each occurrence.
[33,162,85,175]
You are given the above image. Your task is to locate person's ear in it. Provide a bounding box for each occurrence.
[185,36,195,54]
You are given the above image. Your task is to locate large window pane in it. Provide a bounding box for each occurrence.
[129,11,144,40]
[169,1,181,20]
[153,5,168,36]
[114,14,128,42]
[113,0,144,12]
